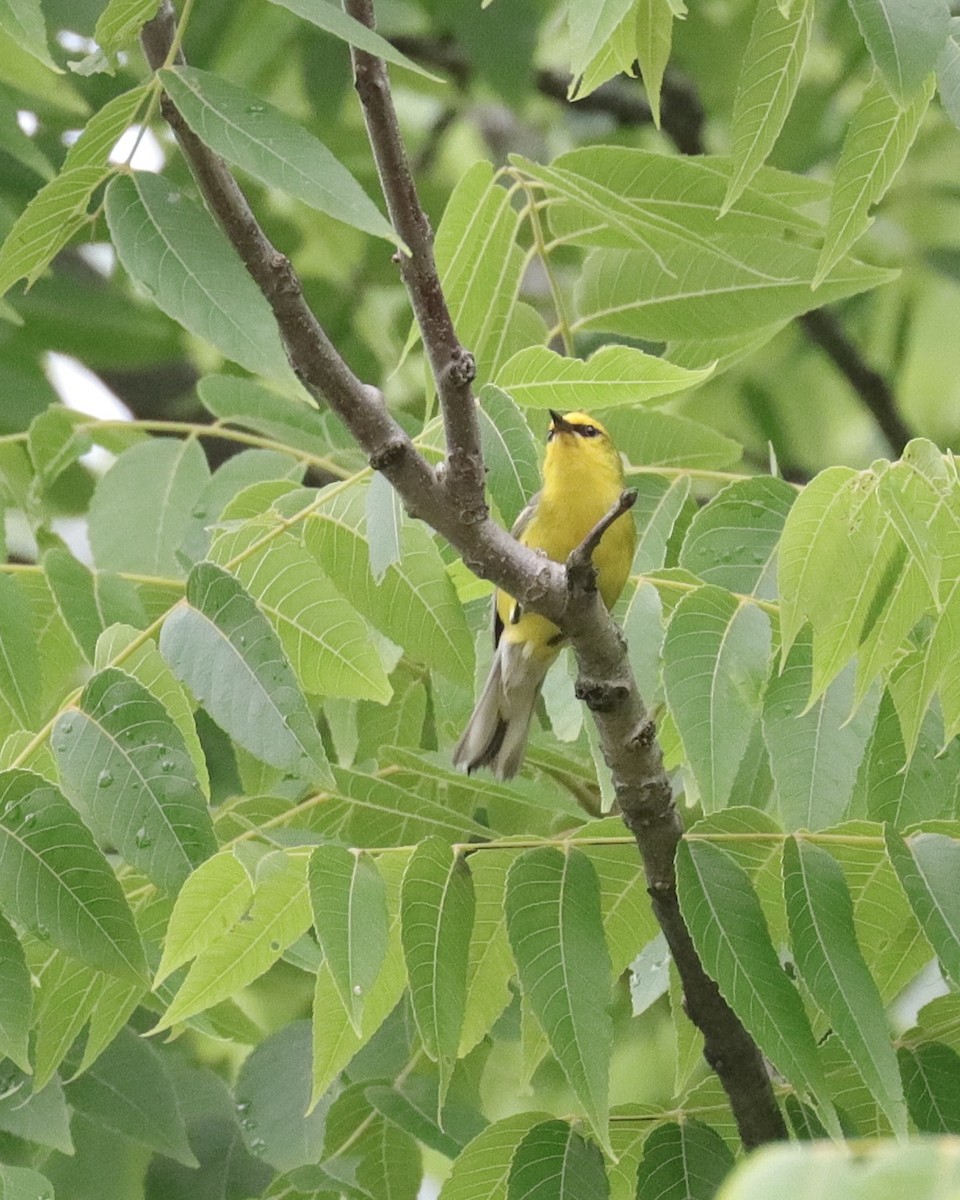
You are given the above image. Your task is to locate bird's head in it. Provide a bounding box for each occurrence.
[545,409,623,480]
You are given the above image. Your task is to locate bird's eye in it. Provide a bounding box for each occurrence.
[578,425,599,438]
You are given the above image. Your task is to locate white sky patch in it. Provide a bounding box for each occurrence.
[76,243,116,275]
[109,125,165,172]
[56,30,96,53]
[45,353,132,476]
[16,110,38,136]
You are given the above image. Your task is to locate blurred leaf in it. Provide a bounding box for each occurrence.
[506,1119,608,1200]
[401,837,474,1113]
[0,1068,71,1153]
[235,1021,327,1170]
[937,18,960,129]
[160,67,400,245]
[0,573,40,741]
[0,0,56,69]
[64,1025,197,1165]
[43,546,147,662]
[505,847,613,1154]
[309,844,389,1034]
[0,768,147,983]
[677,837,839,1133]
[94,0,165,53]
[159,561,332,785]
[105,173,293,380]
[782,837,907,1134]
[846,0,948,102]
[663,586,771,813]
[0,1165,56,1200]
[52,667,216,891]
[605,409,743,471]
[634,1120,735,1200]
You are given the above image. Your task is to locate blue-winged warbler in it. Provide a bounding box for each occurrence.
[453,409,636,779]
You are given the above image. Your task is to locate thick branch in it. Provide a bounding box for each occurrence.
[344,0,486,521]
[142,2,786,1149]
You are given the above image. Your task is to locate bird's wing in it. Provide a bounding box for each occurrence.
[493,491,541,645]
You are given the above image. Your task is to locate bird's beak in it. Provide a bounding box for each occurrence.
[549,409,575,435]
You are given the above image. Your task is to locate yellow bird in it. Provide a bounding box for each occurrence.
[453,409,636,779]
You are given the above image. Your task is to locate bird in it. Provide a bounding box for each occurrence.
[453,408,636,779]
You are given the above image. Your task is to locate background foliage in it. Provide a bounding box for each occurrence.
[2,0,960,1197]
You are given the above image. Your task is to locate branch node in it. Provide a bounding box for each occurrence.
[574,678,629,712]
[631,717,657,748]
[445,348,476,388]
[369,438,407,472]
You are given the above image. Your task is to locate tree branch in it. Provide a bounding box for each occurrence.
[142,0,786,1149]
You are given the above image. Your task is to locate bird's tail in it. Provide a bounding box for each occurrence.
[453,639,551,780]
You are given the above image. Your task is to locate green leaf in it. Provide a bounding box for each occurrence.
[886,830,960,989]
[311,853,408,1105]
[762,637,876,831]
[196,373,353,462]
[64,1024,198,1165]
[814,72,935,288]
[155,850,254,985]
[0,1068,71,1154]
[505,847,613,1153]
[308,844,389,1035]
[42,546,146,663]
[88,436,210,577]
[94,0,164,53]
[159,67,400,245]
[574,239,896,343]
[95,625,210,799]
[495,344,713,410]
[846,0,948,102]
[679,476,796,600]
[51,667,216,892]
[209,524,392,703]
[300,482,474,686]
[366,469,403,583]
[321,1080,422,1200]
[635,0,676,127]
[0,768,147,983]
[266,0,442,80]
[0,1166,55,1200]
[438,1112,549,1200]
[507,1119,609,1200]
[630,475,691,572]
[663,587,772,813]
[401,837,475,1113]
[105,172,293,381]
[235,1021,327,1170]
[722,0,814,213]
[899,1043,960,1133]
[433,160,536,385]
[0,0,56,69]
[0,911,30,1071]
[0,573,40,741]
[477,384,541,529]
[937,19,960,129]
[0,87,149,296]
[27,406,92,492]
[605,409,743,471]
[633,1120,736,1200]
[154,849,311,1031]
[782,837,907,1134]
[568,0,635,79]
[677,837,839,1133]
[159,561,332,785]
[458,849,515,1057]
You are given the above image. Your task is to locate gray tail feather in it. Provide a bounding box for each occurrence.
[453,643,548,780]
